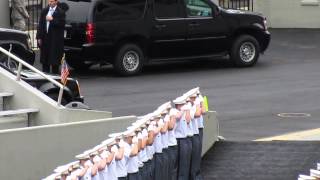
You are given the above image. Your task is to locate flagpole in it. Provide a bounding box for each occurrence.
[57,54,66,106]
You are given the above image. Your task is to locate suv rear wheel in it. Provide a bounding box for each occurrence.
[114,44,144,76]
[231,35,260,67]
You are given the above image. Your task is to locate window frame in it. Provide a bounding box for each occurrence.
[94,0,148,22]
[182,0,215,19]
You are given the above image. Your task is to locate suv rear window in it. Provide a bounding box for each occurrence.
[59,0,92,22]
[94,0,147,21]
[154,0,184,18]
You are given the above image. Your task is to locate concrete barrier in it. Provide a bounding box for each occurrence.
[0,111,218,179]
[0,116,137,180]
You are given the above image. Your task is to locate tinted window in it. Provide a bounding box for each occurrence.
[95,0,146,21]
[59,0,90,22]
[154,0,183,19]
[184,0,212,17]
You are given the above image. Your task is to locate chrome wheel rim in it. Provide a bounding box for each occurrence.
[239,42,256,63]
[123,51,139,71]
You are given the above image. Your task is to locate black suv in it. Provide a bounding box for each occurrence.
[62,0,270,75]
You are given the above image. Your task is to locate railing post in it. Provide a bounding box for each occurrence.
[57,86,64,106]
[16,62,23,81]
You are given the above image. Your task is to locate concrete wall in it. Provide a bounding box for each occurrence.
[0,67,112,126]
[0,111,218,180]
[0,1,10,28]
[255,0,320,28]
[0,116,137,180]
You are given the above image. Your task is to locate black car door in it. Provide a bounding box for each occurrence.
[150,0,188,59]
[183,0,228,56]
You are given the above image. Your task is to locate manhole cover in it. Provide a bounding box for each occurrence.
[277,113,311,118]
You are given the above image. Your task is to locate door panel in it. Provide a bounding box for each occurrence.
[184,0,228,55]
[150,0,188,58]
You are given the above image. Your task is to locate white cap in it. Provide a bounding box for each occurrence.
[54,164,69,174]
[109,132,123,139]
[122,129,136,137]
[173,96,187,104]
[127,125,142,132]
[75,153,90,160]
[101,138,116,146]
[310,169,320,178]
[158,101,172,112]
[299,174,317,180]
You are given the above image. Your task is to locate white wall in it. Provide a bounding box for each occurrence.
[255,0,320,28]
[0,1,10,28]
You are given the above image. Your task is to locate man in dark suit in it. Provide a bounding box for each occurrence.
[36,0,65,74]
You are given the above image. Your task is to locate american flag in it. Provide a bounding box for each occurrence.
[60,54,69,86]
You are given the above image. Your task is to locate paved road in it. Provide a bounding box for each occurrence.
[38,29,320,141]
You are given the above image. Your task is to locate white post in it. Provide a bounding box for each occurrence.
[57,86,64,106]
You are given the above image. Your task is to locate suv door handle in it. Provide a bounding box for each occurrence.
[155,24,167,30]
[189,22,200,27]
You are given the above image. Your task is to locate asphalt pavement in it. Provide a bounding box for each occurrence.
[34,29,320,141]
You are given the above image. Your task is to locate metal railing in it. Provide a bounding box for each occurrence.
[0,46,65,106]
[219,0,254,11]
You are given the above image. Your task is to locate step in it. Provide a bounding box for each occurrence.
[0,108,39,127]
[0,108,39,117]
[0,92,14,98]
[0,115,28,130]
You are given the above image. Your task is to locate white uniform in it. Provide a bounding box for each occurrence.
[116,140,128,178]
[184,102,194,137]
[196,95,205,128]
[168,109,178,146]
[91,156,101,180]
[80,160,93,180]
[124,142,139,174]
[190,103,199,135]
[146,125,155,160]
[140,129,149,163]
[107,148,118,180]
[174,110,188,139]
[154,119,164,153]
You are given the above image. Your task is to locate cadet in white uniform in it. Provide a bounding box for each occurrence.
[145,116,156,180]
[159,108,170,180]
[76,152,93,180]
[167,104,179,180]
[109,133,128,180]
[123,128,140,180]
[186,89,202,180]
[134,121,149,180]
[153,112,165,180]
[174,95,192,180]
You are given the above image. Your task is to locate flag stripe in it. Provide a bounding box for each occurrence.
[60,56,69,85]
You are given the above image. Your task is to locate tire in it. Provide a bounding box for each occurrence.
[230,35,260,67]
[114,44,144,76]
[65,54,90,71]
[47,92,69,106]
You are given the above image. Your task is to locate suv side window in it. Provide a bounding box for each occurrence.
[94,0,147,21]
[184,0,212,17]
[154,0,184,19]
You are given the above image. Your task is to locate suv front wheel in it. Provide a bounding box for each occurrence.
[231,35,260,67]
[114,44,144,76]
